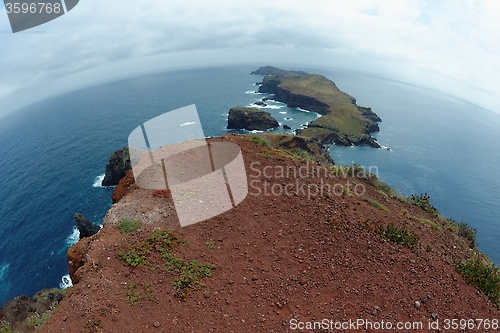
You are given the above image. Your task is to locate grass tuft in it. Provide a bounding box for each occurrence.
[363,197,389,212]
[418,218,441,231]
[381,223,419,250]
[118,218,142,234]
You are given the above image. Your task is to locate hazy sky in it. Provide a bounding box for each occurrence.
[1,0,499,117]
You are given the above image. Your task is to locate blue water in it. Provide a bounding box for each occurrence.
[0,65,499,306]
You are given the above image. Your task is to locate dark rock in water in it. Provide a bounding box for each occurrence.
[102,147,131,186]
[253,101,267,107]
[227,107,279,131]
[3,290,65,332]
[262,97,271,101]
[283,124,292,130]
[74,213,100,239]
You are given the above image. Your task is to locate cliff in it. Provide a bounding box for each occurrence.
[101,147,131,187]
[253,66,382,147]
[28,134,498,332]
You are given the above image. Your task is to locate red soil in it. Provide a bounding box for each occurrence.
[39,134,499,333]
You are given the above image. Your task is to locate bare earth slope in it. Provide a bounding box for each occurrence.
[39,134,499,333]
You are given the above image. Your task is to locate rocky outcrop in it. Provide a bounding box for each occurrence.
[74,213,100,239]
[101,147,131,186]
[227,107,279,131]
[2,290,65,333]
[67,236,93,284]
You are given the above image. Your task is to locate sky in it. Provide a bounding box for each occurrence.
[0,0,499,117]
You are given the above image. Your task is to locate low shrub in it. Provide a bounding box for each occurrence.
[381,223,419,250]
[456,257,500,306]
[457,222,477,248]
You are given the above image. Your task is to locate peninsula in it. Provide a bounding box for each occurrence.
[251,66,382,147]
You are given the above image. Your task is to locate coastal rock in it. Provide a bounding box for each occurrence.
[67,236,92,284]
[74,213,100,239]
[283,124,292,130]
[102,147,131,186]
[227,107,279,131]
[253,101,267,107]
[3,290,65,333]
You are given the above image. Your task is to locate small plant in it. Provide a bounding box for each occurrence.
[167,258,216,300]
[363,197,389,212]
[456,257,500,306]
[0,321,14,333]
[118,218,142,234]
[399,208,409,216]
[125,282,156,304]
[457,222,477,248]
[381,223,419,250]
[206,241,215,249]
[251,135,269,146]
[410,193,438,216]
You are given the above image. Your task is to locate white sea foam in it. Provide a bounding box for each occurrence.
[66,226,80,247]
[0,263,9,281]
[92,174,106,188]
[249,130,264,134]
[180,122,196,127]
[59,274,73,289]
[0,263,10,292]
[279,111,287,115]
[245,91,265,94]
[265,105,284,110]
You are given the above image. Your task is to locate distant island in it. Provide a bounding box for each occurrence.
[251,66,382,147]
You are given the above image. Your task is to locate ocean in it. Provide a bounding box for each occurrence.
[0,65,499,305]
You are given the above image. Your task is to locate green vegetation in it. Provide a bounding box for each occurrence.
[418,218,441,231]
[126,282,155,304]
[117,229,215,300]
[118,218,142,234]
[37,287,68,300]
[251,135,269,146]
[160,251,216,300]
[266,73,379,145]
[27,302,59,330]
[457,222,477,248]
[206,241,215,249]
[381,223,419,250]
[0,321,14,333]
[456,257,500,306]
[363,197,389,212]
[410,193,438,216]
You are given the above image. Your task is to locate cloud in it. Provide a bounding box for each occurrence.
[0,0,499,116]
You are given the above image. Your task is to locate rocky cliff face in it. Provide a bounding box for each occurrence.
[227,106,279,131]
[101,147,131,186]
